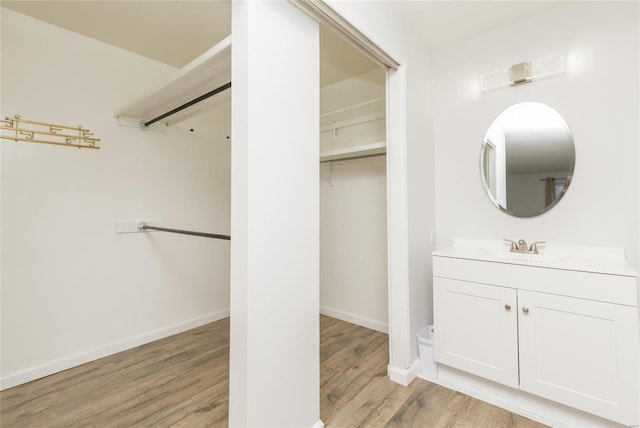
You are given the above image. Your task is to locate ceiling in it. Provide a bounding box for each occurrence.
[390,1,566,48]
[0,0,379,87]
[1,1,565,87]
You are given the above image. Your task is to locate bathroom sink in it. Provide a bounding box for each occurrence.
[434,238,638,277]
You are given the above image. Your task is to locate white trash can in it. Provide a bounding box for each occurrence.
[417,325,438,379]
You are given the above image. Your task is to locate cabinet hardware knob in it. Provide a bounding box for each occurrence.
[522,307,530,314]
[504,304,511,311]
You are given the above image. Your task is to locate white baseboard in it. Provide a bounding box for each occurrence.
[320,305,388,333]
[1,309,230,391]
[310,420,325,428]
[428,365,629,428]
[388,358,421,387]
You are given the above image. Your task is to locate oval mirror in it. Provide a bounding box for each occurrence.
[480,102,575,218]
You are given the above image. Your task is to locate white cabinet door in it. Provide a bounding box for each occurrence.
[518,290,640,425]
[433,277,519,388]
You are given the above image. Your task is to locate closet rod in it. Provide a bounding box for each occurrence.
[137,222,230,241]
[143,81,232,128]
[320,152,386,164]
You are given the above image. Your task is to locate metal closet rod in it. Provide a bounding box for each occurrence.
[143,81,232,128]
[138,222,230,241]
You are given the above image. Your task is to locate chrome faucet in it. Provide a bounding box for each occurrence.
[503,239,545,254]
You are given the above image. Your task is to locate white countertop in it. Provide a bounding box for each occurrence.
[433,238,638,277]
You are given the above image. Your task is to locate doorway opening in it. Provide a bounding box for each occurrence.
[319,27,389,335]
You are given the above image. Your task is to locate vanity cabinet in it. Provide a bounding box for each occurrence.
[433,247,639,426]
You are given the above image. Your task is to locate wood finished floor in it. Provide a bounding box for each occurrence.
[1,316,546,427]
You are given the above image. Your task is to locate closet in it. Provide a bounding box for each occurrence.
[319,65,389,334]
[111,24,390,335]
[0,6,232,390]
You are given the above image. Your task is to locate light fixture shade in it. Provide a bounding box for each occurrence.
[481,54,564,91]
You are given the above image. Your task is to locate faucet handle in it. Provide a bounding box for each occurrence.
[517,239,528,251]
[529,241,546,254]
[503,239,518,252]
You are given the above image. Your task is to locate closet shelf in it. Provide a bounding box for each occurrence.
[113,36,231,127]
[320,97,384,125]
[320,141,386,162]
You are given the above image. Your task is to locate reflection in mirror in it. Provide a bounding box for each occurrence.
[481,102,574,218]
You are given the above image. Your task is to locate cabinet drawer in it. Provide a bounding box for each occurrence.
[433,255,637,305]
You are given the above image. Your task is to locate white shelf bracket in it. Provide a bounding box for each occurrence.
[320,161,334,186]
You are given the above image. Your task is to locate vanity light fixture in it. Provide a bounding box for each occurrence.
[481,54,564,91]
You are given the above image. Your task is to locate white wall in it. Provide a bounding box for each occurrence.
[229,2,320,426]
[320,156,388,332]
[0,9,231,388]
[320,68,384,113]
[433,2,639,292]
[326,2,435,375]
[319,69,388,333]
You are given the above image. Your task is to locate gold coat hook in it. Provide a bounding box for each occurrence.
[1,115,101,150]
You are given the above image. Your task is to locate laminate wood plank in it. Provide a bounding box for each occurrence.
[1,316,547,427]
[318,316,545,428]
[1,319,230,427]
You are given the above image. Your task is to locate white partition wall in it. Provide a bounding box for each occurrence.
[229,1,321,427]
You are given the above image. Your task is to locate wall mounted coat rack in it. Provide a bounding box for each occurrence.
[1,116,101,149]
